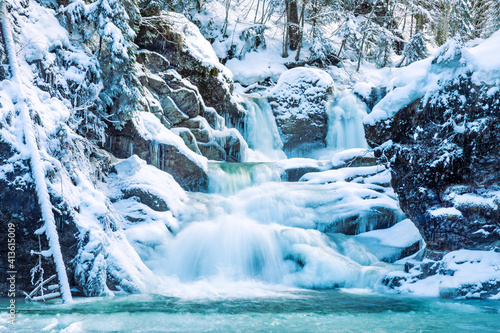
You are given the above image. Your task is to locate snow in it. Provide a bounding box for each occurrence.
[109,155,188,216]
[355,219,422,250]
[428,207,463,217]
[395,250,500,299]
[226,49,289,86]
[446,192,499,210]
[330,148,374,167]
[270,67,334,99]
[274,158,329,171]
[465,30,500,85]
[352,82,374,100]
[299,165,388,184]
[164,11,232,80]
[18,4,70,62]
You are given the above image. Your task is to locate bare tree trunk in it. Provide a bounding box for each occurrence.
[222,0,231,37]
[254,0,260,23]
[288,0,300,50]
[282,0,290,57]
[337,39,346,58]
[357,0,378,72]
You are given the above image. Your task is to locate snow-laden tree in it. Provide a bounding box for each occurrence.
[485,0,500,37]
[449,0,475,40]
[303,0,343,63]
[336,14,359,59]
[398,32,428,66]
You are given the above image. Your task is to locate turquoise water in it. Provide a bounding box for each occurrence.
[2,290,499,332]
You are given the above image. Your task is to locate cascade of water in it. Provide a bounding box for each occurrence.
[326,92,369,151]
[124,91,412,297]
[240,95,287,161]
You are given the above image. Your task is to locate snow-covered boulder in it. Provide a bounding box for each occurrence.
[106,112,209,192]
[269,67,335,156]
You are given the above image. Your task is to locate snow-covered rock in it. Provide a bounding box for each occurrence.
[136,11,243,125]
[269,67,335,156]
[383,250,500,299]
[106,112,209,192]
[364,30,500,254]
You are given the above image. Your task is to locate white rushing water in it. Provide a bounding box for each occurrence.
[326,92,369,151]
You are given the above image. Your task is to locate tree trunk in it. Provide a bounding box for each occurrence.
[282,0,290,57]
[357,0,378,72]
[288,0,300,51]
[0,0,73,304]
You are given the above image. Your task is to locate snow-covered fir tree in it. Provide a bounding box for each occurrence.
[449,0,475,40]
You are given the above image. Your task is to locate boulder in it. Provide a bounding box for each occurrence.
[365,75,500,253]
[268,67,334,156]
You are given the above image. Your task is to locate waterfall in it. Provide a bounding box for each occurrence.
[240,95,287,161]
[120,90,415,298]
[326,92,369,151]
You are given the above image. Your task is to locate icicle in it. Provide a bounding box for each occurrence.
[1,2,73,304]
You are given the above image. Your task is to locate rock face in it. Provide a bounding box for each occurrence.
[135,11,244,126]
[269,67,334,156]
[136,49,246,162]
[365,74,500,253]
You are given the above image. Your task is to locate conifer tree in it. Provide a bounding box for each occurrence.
[449,0,475,40]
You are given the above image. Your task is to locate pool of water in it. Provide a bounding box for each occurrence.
[2,290,499,332]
